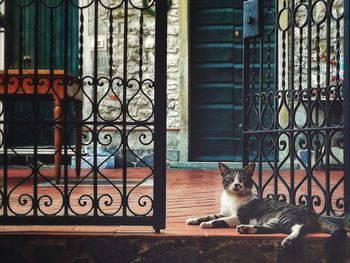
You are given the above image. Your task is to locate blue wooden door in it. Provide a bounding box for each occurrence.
[6,1,78,73]
[5,1,78,147]
[190,0,244,161]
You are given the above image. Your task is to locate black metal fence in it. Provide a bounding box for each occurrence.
[0,0,167,230]
[243,0,349,221]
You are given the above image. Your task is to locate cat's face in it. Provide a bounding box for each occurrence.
[218,162,255,196]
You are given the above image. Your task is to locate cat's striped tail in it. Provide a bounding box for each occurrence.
[319,217,346,246]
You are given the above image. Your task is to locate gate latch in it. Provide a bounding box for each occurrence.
[243,0,261,38]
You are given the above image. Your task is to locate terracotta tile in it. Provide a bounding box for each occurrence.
[0,168,345,240]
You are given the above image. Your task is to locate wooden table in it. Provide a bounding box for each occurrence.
[0,70,83,183]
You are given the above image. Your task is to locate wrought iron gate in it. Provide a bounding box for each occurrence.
[243,0,349,221]
[0,0,167,230]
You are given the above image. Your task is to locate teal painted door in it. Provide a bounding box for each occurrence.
[190,0,244,161]
[5,1,78,147]
[6,1,78,73]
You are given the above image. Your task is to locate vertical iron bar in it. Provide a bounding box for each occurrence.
[49,8,54,74]
[343,0,350,225]
[306,0,312,208]
[265,0,272,198]
[289,0,295,204]
[18,7,23,73]
[108,10,113,79]
[315,18,320,169]
[77,5,85,193]
[138,11,143,82]
[232,3,236,161]
[242,37,250,168]
[298,29,303,92]
[93,0,99,216]
[278,12,286,199]
[33,0,40,216]
[79,9,84,79]
[122,0,128,218]
[273,0,279,164]
[325,0,331,216]
[259,5,264,195]
[2,0,9,217]
[153,0,167,232]
[63,0,69,216]
[49,2,55,165]
[273,2,278,124]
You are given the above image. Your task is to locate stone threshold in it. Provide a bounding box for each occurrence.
[0,231,348,263]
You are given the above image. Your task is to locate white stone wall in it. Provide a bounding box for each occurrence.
[291,0,344,127]
[81,0,344,166]
[82,0,180,164]
[279,0,344,168]
[293,0,344,90]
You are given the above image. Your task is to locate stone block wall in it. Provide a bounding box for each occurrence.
[292,0,344,90]
[81,0,180,166]
[278,0,344,168]
[78,0,345,167]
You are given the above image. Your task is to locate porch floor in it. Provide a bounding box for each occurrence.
[0,168,345,240]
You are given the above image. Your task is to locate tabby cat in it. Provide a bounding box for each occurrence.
[186,162,346,250]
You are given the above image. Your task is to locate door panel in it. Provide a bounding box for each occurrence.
[190,0,243,161]
[5,1,78,147]
[190,0,275,161]
[6,1,78,73]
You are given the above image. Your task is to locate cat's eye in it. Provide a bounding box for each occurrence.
[224,177,234,183]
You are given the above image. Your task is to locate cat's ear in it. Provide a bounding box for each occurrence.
[243,163,255,176]
[218,162,230,176]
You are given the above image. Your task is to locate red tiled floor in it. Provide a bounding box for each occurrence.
[0,167,345,238]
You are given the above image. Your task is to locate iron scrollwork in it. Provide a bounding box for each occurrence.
[243,0,345,217]
[0,0,166,228]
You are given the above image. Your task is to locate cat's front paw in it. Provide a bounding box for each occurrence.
[186,218,200,225]
[236,224,257,234]
[281,237,295,248]
[200,222,213,229]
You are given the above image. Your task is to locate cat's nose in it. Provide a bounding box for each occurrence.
[234,184,242,189]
